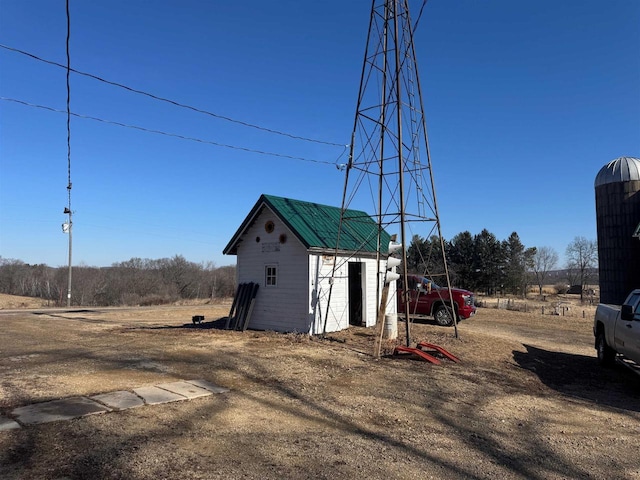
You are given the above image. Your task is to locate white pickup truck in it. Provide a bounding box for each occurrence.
[593,289,640,367]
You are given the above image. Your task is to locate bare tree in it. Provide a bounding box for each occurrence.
[158,255,200,299]
[0,255,236,306]
[532,246,559,296]
[212,265,237,298]
[0,258,26,295]
[565,237,598,301]
[199,262,237,299]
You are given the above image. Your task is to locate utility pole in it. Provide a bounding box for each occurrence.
[334,0,458,347]
[64,0,73,308]
[64,204,72,307]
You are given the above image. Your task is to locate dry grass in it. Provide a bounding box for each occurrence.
[476,293,598,318]
[0,295,639,480]
[0,293,51,309]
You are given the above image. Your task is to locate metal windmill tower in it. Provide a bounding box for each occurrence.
[335,0,457,346]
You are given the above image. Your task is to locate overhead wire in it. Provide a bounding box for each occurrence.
[0,96,342,166]
[65,4,72,202]
[0,43,347,148]
[412,0,429,32]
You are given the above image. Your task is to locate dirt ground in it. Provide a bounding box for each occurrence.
[1,295,639,480]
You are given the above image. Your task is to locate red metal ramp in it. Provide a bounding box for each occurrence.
[393,342,460,364]
[393,345,441,365]
[417,341,461,363]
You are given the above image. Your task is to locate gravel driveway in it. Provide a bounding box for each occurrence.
[1,302,639,479]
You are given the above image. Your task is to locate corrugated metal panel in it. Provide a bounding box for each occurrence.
[594,157,640,188]
[262,195,390,254]
[595,180,640,304]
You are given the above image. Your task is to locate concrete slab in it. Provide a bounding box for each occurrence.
[0,415,21,431]
[90,390,145,410]
[186,379,230,394]
[11,397,110,425]
[157,381,213,399]
[133,386,186,405]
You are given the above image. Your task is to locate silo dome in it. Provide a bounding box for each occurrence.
[595,156,640,187]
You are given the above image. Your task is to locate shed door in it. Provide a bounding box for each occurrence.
[348,262,364,326]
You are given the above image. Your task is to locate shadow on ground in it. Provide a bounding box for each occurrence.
[32,310,109,324]
[129,317,230,330]
[513,344,640,412]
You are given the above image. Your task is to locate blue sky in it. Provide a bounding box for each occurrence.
[1,0,638,268]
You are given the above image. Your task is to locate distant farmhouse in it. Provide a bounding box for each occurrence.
[223,194,394,334]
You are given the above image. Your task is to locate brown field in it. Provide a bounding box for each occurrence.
[0,293,51,309]
[1,295,639,479]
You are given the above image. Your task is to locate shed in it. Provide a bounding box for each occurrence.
[223,194,394,334]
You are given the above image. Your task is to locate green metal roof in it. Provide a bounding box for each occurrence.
[223,194,391,255]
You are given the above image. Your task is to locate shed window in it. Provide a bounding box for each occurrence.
[265,265,278,287]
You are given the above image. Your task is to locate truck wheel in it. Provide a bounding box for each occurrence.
[434,305,454,327]
[596,332,616,367]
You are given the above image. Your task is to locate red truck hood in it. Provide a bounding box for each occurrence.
[433,286,474,296]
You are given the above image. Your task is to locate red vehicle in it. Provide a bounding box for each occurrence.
[397,275,476,326]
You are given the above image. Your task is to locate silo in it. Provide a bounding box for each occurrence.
[594,156,640,305]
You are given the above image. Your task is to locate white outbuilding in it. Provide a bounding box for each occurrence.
[223,194,395,334]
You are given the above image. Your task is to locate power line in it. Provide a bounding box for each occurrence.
[65,9,72,199]
[1,96,346,167]
[412,0,430,31]
[0,43,347,148]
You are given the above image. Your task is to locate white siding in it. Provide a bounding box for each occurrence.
[236,208,310,333]
[308,254,348,334]
[233,205,396,335]
[308,254,394,334]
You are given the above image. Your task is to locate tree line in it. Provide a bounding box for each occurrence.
[0,255,236,307]
[1,233,598,306]
[406,230,597,298]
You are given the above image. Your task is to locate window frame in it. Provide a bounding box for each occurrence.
[265,264,278,287]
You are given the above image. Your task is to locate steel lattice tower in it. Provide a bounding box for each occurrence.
[335,0,457,345]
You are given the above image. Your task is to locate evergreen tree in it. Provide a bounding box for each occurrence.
[406,234,427,273]
[406,234,447,283]
[447,231,476,289]
[474,229,505,295]
[503,232,536,296]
